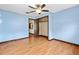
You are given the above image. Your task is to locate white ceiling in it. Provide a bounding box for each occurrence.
[0,4,77,19]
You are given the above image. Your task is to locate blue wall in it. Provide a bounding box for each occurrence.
[49,5,79,44]
[48,12,54,40]
[0,9,29,42]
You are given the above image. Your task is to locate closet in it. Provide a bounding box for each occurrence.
[39,16,48,36]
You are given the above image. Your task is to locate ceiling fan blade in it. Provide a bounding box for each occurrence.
[42,10,49,12]
[26,11,35,14]
[35,4,40,8]
[28,6,36,9]
[41,4,46,9]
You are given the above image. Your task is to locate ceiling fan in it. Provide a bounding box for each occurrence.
[26,4,49,14]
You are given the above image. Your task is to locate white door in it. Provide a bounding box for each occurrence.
[39,22,48,36]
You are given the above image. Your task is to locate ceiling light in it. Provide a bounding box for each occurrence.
[36,9,42,13]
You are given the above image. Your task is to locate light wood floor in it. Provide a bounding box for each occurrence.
[0,35,79,55]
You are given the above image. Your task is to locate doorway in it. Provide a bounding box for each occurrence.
[29,16,48,38]
[38,16,48,37]
[29,19,35,36]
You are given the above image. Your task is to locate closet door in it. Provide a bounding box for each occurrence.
[42,22,48,36]
[39,22,42,35]
[39,16,48,36]
[39,21,48,36]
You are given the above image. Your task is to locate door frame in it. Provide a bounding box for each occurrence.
[28,16,49,40]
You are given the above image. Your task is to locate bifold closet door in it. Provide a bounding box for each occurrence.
[39,21,48,36]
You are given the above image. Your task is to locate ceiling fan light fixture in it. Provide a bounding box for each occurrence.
[26,4,48,14]
[36,9,42,13]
